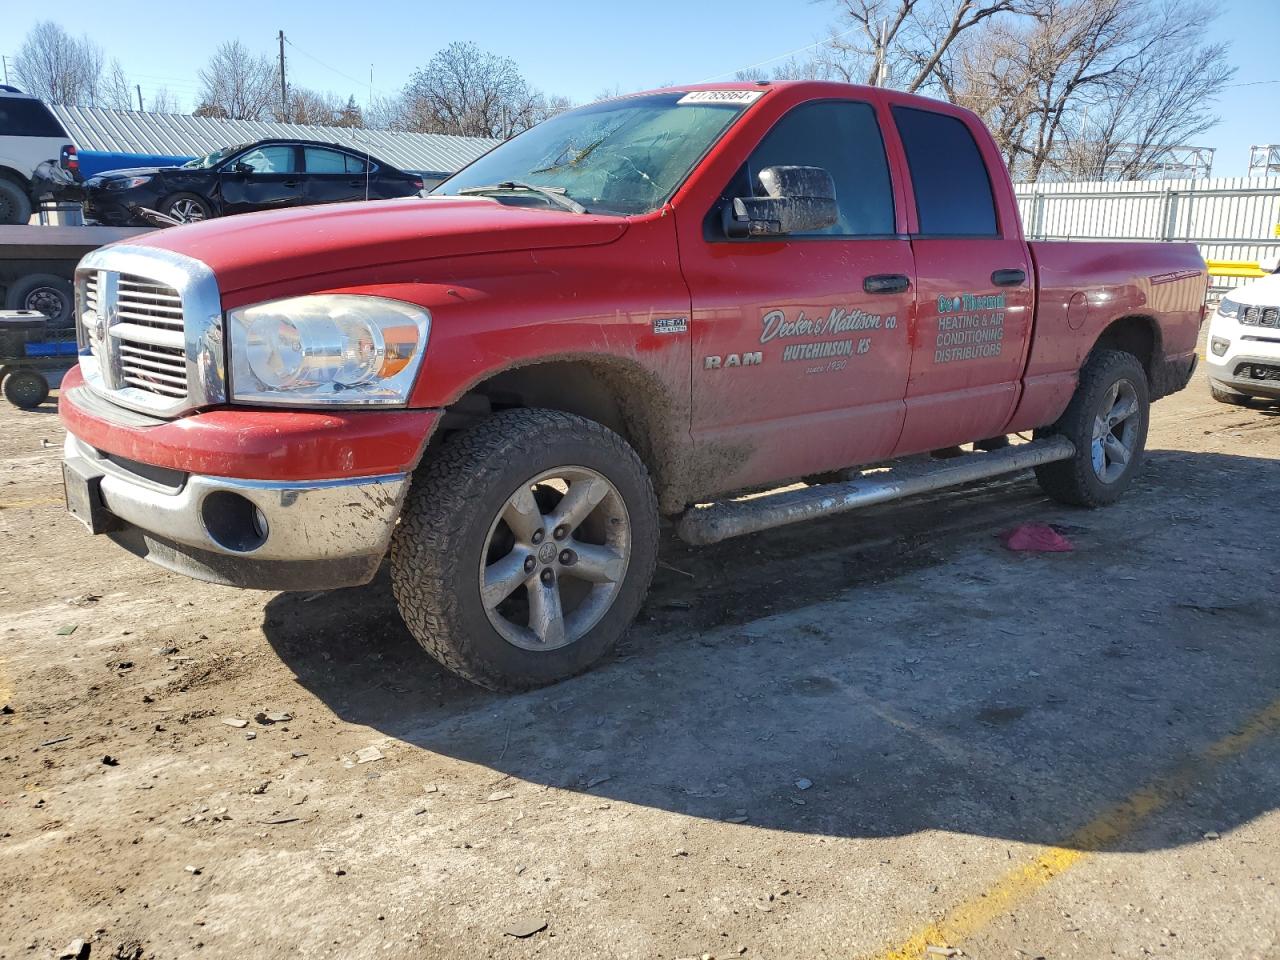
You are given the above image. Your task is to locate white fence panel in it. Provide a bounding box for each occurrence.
[1014,177,1280,292]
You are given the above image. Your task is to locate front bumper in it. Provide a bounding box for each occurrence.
[1205,311,1280,399]
[63,432,408,590]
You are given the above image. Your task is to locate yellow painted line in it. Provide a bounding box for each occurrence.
[0,497,64,510]
[866,696,1280,960]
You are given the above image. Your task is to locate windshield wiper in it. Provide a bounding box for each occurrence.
[457,181,587,214]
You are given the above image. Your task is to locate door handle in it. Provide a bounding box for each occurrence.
[991,268,1027,286]
[863,273,911,295]
[283,179,301,188]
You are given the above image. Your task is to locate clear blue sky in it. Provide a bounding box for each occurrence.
[3,0,1277,177]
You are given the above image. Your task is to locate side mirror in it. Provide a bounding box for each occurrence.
[1260,254,1280,274]
[230,161,253,175]
[723,165,838,239]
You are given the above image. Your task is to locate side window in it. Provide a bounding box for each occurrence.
[303,147,347,174]
[0,98,67,137]
[892,107,997,237]
[237,145,296,174]
[713,100,896,238]
[344,154,368,174]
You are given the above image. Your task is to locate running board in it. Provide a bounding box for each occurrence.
[675,437,1076,546]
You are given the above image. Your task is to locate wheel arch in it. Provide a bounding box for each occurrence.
[1088,313,1161,381]
[0,166,31,190]
[433,355,685,512]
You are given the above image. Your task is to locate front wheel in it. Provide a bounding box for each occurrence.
[4,369,50,409]
[391,409,659,691]
[161,192,212,224]
[1034,350,1150,507]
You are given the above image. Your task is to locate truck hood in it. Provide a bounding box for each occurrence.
[125,196,630,295]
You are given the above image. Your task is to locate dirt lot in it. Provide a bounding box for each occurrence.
[1,365,1278,960]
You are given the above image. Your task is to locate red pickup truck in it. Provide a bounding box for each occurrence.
[59,82,1207,689]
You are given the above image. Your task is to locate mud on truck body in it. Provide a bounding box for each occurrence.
[59,82,1207,690]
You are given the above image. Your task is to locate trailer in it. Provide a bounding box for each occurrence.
[0,224,151,407]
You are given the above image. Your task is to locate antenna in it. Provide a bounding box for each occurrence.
[365,64,373,202]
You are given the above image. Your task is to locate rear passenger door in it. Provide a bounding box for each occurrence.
[886,103,1034,454]
[681,97,915,493]
[302,146,370,205]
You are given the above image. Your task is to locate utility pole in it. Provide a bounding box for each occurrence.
[278,30,288,121]
[2,55,10,86]
[875,19,888,88]
[136,84,143,111]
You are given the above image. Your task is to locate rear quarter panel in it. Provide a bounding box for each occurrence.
[1009,241,1207,432]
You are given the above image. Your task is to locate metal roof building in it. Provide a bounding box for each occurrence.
[50,105,497,176]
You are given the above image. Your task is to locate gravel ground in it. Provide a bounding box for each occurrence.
[1,363,1277,960]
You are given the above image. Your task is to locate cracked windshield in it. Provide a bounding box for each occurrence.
[433,92,750,214]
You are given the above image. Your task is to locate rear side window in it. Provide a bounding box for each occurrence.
[0,98,66,138]
[892,107,997,237]
[716,100,896,237]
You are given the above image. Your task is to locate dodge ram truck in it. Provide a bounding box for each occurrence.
[58,82,1207,690]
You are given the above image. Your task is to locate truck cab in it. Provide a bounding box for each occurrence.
[59,81,1207,690]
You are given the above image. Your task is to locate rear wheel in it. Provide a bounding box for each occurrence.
[0,176,32,225]
[391,409,659,691]
[1034,350,1149,507]
[4,369,50,409]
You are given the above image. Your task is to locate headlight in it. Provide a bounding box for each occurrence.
[1216,298,1240,319]
[104,176,153,190]
[228,295,431,406]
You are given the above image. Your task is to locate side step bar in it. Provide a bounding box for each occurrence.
[676,437,1076,546]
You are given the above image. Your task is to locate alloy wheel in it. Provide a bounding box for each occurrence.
[168,198,206,223]
[479,466,631,652]
[1091,378,1141,483]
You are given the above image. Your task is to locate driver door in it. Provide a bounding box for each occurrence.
[218,144,304,215]
[679,98,916,493]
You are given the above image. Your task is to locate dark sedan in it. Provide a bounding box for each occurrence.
[82,139,425,226]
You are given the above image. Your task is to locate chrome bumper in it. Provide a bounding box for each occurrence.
[63,432,408,589]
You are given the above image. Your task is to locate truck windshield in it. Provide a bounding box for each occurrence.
[433,92,756,216]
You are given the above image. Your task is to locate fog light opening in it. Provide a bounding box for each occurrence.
[201,491,269,553]
[1211,337,1230,357]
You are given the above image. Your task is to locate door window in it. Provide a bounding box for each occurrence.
[714,100,896,238]
[236,145,296,174]
[892,107,997,237]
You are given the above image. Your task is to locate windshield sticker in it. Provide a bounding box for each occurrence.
[677,90,764,106]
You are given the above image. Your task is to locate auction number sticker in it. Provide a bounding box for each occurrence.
[677,90,764,105]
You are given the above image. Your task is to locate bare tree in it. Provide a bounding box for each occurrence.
[101,60,135,112]
[400,42,564,139]
[818,0,1020,92]
[12,21,104,106]
[150,88,178,114]
[951,0,1232,181]
[195,40,276,121]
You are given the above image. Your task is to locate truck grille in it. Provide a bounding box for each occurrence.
[1240,304,1279,328]
[81,269,191,405]
[75,244,225,417]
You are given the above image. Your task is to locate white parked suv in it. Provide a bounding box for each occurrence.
[1206,257,1280,405]
[0,86,79,225]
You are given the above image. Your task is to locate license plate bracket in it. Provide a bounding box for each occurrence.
[62,459,120,535]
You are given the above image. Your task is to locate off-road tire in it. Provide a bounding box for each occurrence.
[1210,384,1252,406]
[5,273,74,327]
[391,409,659,691]
[4,369,50,409]
[0,176,32,226]
[1034,349,1149,507]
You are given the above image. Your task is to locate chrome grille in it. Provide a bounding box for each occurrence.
[1240,304,1279,328]
[113,273,188,399]
[75,245,226,418]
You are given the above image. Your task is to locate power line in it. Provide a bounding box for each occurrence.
[283,37,399,99]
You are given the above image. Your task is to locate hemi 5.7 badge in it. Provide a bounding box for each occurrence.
[652,316,689,335]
